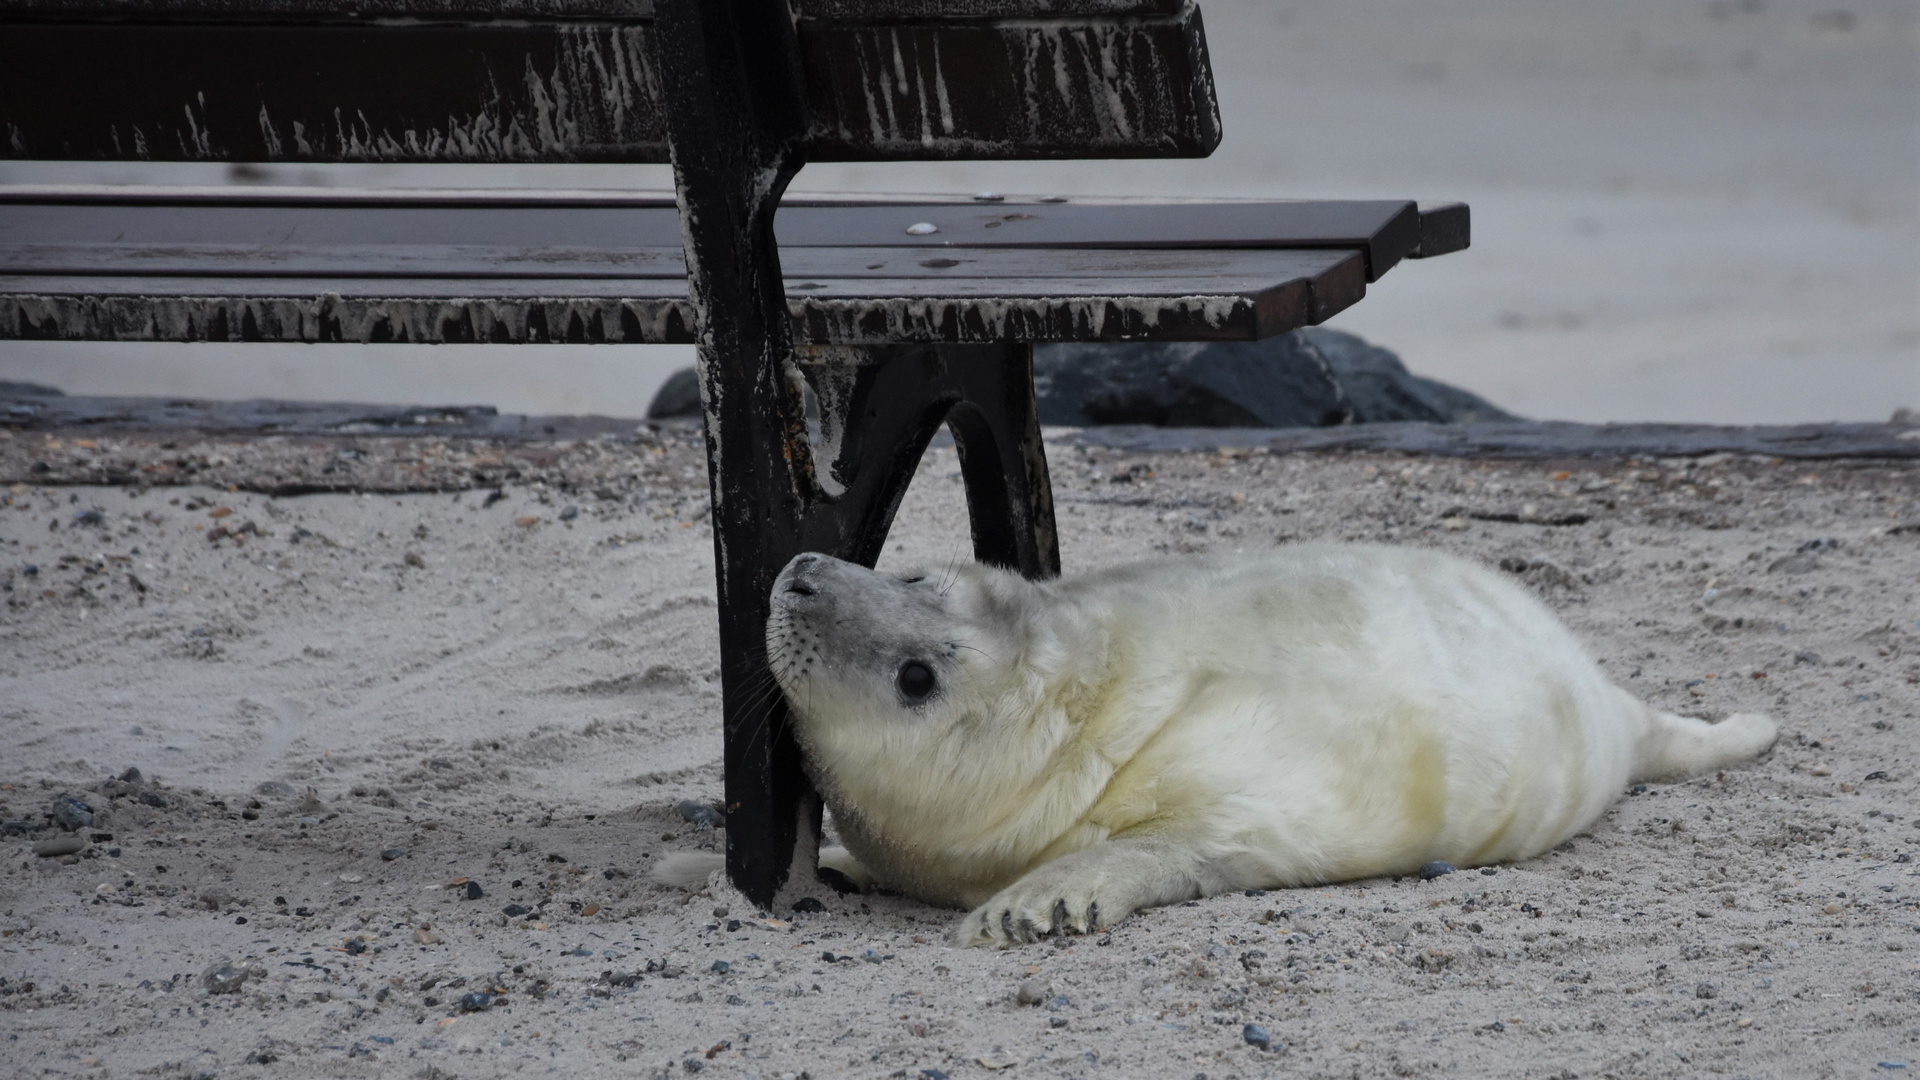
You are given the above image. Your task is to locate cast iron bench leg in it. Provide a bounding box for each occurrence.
[697,342,1064,909]
[656,0,1060,908]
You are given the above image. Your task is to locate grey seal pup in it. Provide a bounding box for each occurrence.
[751,544,1775,946]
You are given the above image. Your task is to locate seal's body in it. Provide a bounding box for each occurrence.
[764,545,1775,946]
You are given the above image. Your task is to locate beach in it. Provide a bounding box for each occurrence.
[3,425,1917,1078]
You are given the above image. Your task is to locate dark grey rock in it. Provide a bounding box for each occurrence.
[1300,327,1514,424]
[1419,860,1456,880]
[138,791,167,808]
[1480,867,1498,876]
[0,380,62,397]
[1695,982,1718,1000]
[464,881,484,900]
[1033,328,1513,429]
[380,847,407,861]
[458,990,494,1012]
[118,767,143,784]
[1243,1023,1274,1050]
[1035,336,1350,428]
[648,368,704,419]
[51,795,94,831]
[790,896,825,913]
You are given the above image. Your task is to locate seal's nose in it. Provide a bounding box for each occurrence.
[784,552,823,596]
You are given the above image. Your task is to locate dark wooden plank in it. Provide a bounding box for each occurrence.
[0,241,1355,283]
[1411,202,1471,259]
[0,196,1427,272]
[776,200,1416,278]
[0,1,1180,24]
[0,247,1362,343]
[0,10,1216,163]
[0,23,672,163]
[0,0,654,20]
[799,4,1219,160]
[793,1,1184,19]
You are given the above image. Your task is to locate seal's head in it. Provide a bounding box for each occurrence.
[766,552,1106,901]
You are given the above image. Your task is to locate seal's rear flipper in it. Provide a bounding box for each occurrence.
[818,845,874,893]
[1632,709,1778,781]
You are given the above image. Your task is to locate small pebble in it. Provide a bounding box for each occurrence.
[504,904,533,917]
[464,880,484,900]
[1243,1023,1274,1050]
[51,795,94,831]
[711,961,730,974]
[791,897,825,913]
[1419,860,1455,880]
[711,905,729,918]
[1480,867,1498,876]
[921,1070,951,1080]
[1695,982,1717,999]
[201,962,251,995]
[32,835,87,858]
[138,791,166,808]
[678,800,725,829]
[381,848,407,861]
[1016,979,1049,1006]
[559,505,580,522]
[458,991,494,1012]
[118,767,143,784]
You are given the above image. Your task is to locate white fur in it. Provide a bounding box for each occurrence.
[765,545,1777,946]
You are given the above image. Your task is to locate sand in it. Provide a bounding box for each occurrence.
[2,426,1918,1079]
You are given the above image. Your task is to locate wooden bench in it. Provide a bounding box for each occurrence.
[0,0,1468,908]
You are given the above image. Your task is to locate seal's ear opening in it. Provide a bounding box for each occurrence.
[897,660,937,703]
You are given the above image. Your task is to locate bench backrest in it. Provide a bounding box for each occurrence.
[0,0,1219,164]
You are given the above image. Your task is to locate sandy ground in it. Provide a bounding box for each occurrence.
[3,0,1914,424]
[2,426,1918,1079]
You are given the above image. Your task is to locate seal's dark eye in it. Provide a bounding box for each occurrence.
[897,661,937,703]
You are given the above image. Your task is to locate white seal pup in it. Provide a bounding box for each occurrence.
[762,545,1776,947]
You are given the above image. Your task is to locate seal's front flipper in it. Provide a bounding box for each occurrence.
[817,845,874,894]
[951,838,1208,947]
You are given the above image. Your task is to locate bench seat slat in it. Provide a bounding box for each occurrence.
[0,242,1356,283]
[0,196,1447,280]
[0,247,1360,344]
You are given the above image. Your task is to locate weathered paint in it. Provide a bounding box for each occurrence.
[797,8,1221,160]
[0,289,1271,345]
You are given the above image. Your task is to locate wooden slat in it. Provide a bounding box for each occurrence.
[0,8,1217,163]
[799,4,1220,160]
[0,241,1357,283]
[0,197,1426,275]
[0,248,1361,344]
[792,1,1185,19]
[0,23,672,164]
[0,0,655,19]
